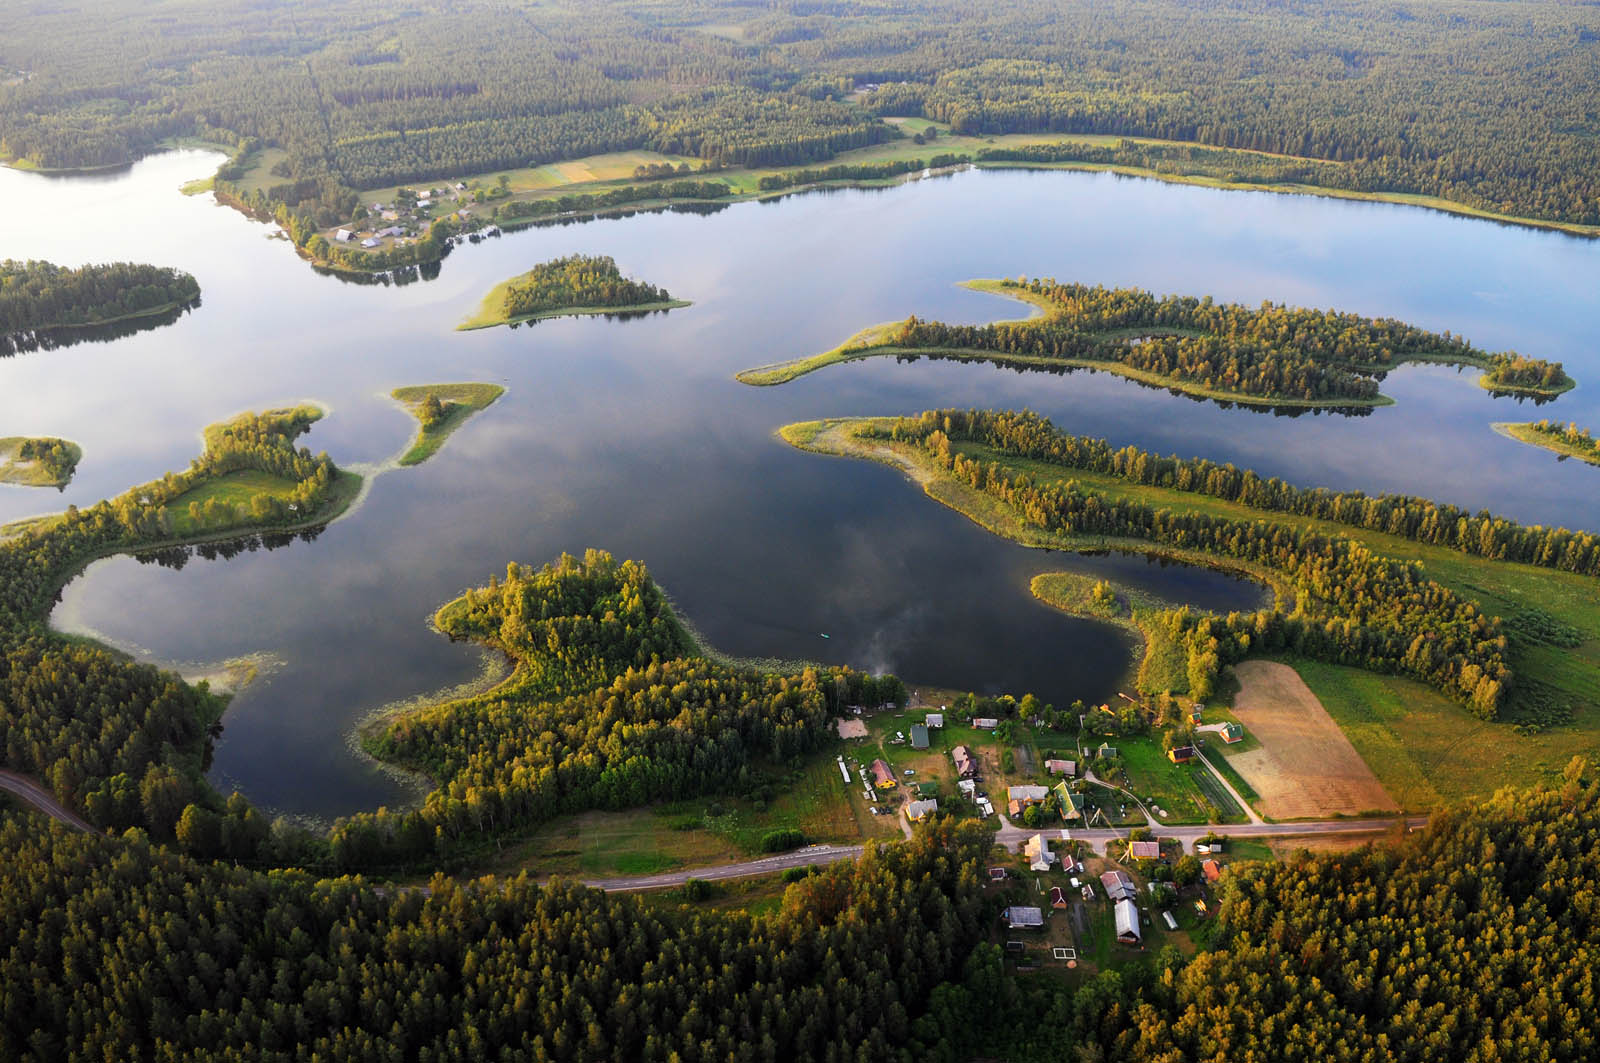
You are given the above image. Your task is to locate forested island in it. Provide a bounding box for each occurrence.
[1499,420,1600,467]
[0,435,80,487]
[742,278,1574,406]
[0,259,199,340]
[459,255,687,330]
[391,383,505,465]
[783,409,1600,736]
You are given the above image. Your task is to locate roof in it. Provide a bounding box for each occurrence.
[924,713,944,728]
[1008,785,1049,802]
[1202,859,1222,882]
[1005,906,1045,929]
[905,798,938,821]
[958,778,976,794]
[1162,910,1179,930]
[1221,722,1244,741]
[1024,833,1055,868]
[835,718,868,740]
[1045,759,1076,775]
[1097,743,1118,757]
[976,797,994,816]
[871,759,895,786]
[1049,886,1067,908]
[973,717,999,729]
[1100,870,1137,902]
[988,866,1008,880]
[1114,899,1142,942]
[1129,841,1161,860]
[1168,745,1196,762]
[909,724,929,748]
[952,745,976,776]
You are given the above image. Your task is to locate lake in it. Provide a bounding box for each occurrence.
[4,152,1597,820]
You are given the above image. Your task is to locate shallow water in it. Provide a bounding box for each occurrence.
[5,152,1597,818]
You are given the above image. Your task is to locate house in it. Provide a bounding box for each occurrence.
[1024,833,1055,872]
[835,718,868,740]
[1189,706,1205,723]
[1049,781,1082,818]
[454,181,467,190]
[377,225,406,238]
[924,713,944,729]
[958,778,977,796]
[988,867,1009,882]
[870,759,897,789]
[1005,906,1045,930]
[334,228,353,242]
[380,209,400,221]
[1195,838,1224,854]
[360,237,381,248]
[1167,745,1196,764]
[1100,870,1137,902]
[1008,784,1049,817]
[910,724,929,750]
[1045,758,1076,776]
[905,798,938,822]
[973,717,1000,730]
[952,745,977,778]
[1161,910,1179,931]
[1202,859,1222,883]
[1221,722,1245,743]
[836,758,851,783]
[1128,840,1161,860]
[1049,886,1068,909]
[975,797,995,818]
[1114,899,1142,944]
[1096,743,1118,759]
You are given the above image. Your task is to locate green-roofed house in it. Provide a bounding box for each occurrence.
[1053,781,1086,820]
[1220,722,1244,744]
[910,723,929,750]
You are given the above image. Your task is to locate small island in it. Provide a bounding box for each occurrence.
[391,383,506,466]
[0,259,200,340]
[740,278,1574,407]
[0,436,81,487]
[1497,419,1600,467]
[457,254,688,330]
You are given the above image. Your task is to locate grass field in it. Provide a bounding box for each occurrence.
[391,383,505,466]
[1495,422,1600,468]
[164,468,361,536]
[0,437,81,487]
[782,418,1600,805]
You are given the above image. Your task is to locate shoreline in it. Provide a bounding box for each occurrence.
[1493,421,1600,467]
[458,298,691,331]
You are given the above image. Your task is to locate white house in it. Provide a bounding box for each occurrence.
[1024,833,1056,872]
[334,228,353,242]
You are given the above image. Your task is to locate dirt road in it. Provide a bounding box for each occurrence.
[0,770,94,831]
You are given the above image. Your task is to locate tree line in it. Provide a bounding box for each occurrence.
[885,278,1570,404]
[0,260,199,336]
[895,408,1600,577]
[874,412,1513,717]
[755,154,968,191]
[498,255,673,320]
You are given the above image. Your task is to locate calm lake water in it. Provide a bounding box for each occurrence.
[4,152,1598,820]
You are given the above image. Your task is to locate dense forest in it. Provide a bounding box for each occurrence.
[337,550,895,871]
[8,764,1600,1059]
[498,255,674,320]
[870,410,1514,716]
[3,0,1599,228]
[885,278,1571,404]
[0,260,199,335]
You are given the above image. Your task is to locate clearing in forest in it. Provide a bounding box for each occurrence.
[1225,660,1397,818]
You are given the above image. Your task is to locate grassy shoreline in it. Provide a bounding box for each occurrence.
[459,297,689,331]
[1495,421,1600,466]
[391,383,506,465]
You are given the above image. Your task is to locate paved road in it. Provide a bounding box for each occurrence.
[0,770,94,832]
[582,816,1426,891]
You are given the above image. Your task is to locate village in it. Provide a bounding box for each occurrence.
[329,180,496,251]
[830,687,1313,977]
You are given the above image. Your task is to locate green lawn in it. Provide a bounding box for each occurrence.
[165,470,301,534]
[391,383,505,465]
[1113,739,1212,825]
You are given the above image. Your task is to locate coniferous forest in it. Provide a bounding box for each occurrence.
[0,260,199,336]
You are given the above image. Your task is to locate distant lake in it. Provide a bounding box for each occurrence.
[4,152,1597,820]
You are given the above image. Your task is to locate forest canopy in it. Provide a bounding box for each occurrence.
[0,259,199,336]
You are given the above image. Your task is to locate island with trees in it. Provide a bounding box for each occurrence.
[1498,419,1600,467]
[458,255,688,330]
[391,383,506,466]
[0,435,80,487]
[741,278,1574,407]
[0,259,200,349]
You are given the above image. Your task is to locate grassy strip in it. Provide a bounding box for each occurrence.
[1028,571,1191,696]
[391,383,506,466]
[0,437,81,488]
[1496,422,1600,467]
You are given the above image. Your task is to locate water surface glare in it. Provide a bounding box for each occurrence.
[5,152,1597,817]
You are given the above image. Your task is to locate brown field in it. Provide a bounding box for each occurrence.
[1225,660,1398,818]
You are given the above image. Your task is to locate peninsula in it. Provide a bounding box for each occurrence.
[391,383,506,465]
[1497,419,1600,467]
[741,278,1574,407]
[457,254,687,330]
[0,436,81,487]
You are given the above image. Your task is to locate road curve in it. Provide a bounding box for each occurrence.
[0,770,94,832]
